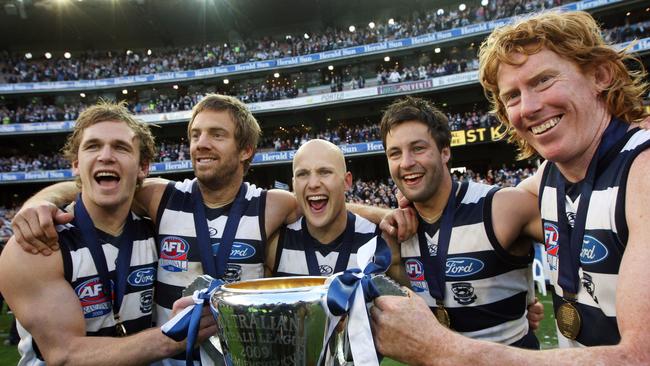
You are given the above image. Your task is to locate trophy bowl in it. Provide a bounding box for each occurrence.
[210,276,347,366]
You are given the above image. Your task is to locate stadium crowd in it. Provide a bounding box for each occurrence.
[0,54,480,124]
[2,16,647,125]
[0,0,571,83]
[0,111,498,172]
[603,19,650,44]
[376,58,479,85]
[346,166,537,207]
[0,154,71,173]
[0,206,15,246]
[260,111,498,151]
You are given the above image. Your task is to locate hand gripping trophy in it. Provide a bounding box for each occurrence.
[163,236,406,366]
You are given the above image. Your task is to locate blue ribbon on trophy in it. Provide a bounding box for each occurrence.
[161,278,224,366]
[319,236,392,366]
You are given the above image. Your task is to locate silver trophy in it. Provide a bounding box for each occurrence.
[209,275,406,366]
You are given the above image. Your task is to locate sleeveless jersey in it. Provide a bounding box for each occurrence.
[154,179,266,366]
[539,127,650,347]
[273,211,380,276]
[401,181,536,346]
[17,212,157,366]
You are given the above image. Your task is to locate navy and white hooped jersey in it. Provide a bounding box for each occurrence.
[540,127,650,348]
[17,212,158,366]
[401,181,535,346]
[273,211,380,276]
[154,179,266,366]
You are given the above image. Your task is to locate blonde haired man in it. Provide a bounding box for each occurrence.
[0,102,213,365]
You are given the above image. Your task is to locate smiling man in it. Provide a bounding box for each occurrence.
[377,96,542,348]
[371,11,650,365]
[103,94,300,366]
[0,103,211,365]
[267,139,406,283]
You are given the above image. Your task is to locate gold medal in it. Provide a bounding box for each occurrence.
[433,304,451,329]
[556,301,581,340]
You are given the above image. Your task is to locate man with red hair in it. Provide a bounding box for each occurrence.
[372,11,650,365]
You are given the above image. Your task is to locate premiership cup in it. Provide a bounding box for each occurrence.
[210,276,350,366]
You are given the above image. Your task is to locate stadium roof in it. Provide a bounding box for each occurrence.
[1,0,462,52]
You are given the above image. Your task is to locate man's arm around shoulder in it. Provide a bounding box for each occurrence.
[134,177,170,224]
[11,181,78,254]
[516,162,546,198]
[264,230,281,277]
[265,189,299,235]
[491,187,543,254]
[12,178,169,255]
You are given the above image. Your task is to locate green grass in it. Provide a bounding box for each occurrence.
[0,290,557,365]
[0,303,20,366]
[538,290,559,349]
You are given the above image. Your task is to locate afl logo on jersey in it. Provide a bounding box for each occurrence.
[446,258,484,277]
[160,236,189,272]
[405,259,425,281]
[580,236,609,264]
[405,258,428,293]
[75,277,112,318]
[544,223,559,249]
[544,222,560,270]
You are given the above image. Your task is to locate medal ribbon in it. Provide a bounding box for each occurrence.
[161,278,224,366]
[318,236,391,366]
[192,181,248,279]
[418,180,459,304]
[74,194,135,333]
[302,211,356,276]
[556,118,629,295]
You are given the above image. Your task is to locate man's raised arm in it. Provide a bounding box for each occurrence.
[12,177,170,255]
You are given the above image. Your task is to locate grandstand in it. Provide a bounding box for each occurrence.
[0,0,647,212]
[0,0,650,207]
[0,0,646,202]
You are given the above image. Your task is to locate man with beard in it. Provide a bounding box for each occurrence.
[376,96,542,348]
[371,11,650,365]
